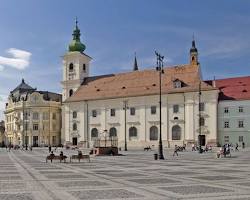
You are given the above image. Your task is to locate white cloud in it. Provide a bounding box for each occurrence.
[0,48,31,70]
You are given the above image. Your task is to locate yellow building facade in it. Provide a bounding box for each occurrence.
[5,79,62,147]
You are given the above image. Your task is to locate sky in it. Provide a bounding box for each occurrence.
[0,0,250,120]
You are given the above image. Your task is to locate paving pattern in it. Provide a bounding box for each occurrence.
[0,147,250,199]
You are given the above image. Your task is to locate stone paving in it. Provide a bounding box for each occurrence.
[0,147,250,199]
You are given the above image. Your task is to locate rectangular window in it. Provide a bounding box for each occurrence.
[24,124,29,131]
[25,136,29,145]
[224,136,229,143]
[239,136,244,142]
[224,121,229,128]
[110,109,116,117]
[238,120,244,128]
[52,113,56,120]
[33,112,39,120]
[239,106,243,113]
[52,124,56,131]
[173,105,179,113]
[130,107,135,116]
[33,124,39,131]
[43,112,49,120]
[73,111,77,118]
[224,107,229,113]
[52,136,56,145]
[92,110,97,117]
[151,106,157,115]
[24,112,29,120]
[199,102,205,112]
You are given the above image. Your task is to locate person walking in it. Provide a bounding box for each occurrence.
[242,142,245,149]
[173,145,178,156]
[48,146,51,153]
[235,143,239,151]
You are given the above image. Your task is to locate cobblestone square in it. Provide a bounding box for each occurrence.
[1,148,250,200]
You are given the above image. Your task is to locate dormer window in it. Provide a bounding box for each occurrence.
[173,80,182,88]
[69,63,74,72]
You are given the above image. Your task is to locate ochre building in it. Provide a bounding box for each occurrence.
[5,79,62,147]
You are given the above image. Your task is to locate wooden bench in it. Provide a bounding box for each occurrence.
[46,155,67,163]
[70,154,90,162]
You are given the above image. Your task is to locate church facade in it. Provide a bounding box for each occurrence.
[61,21,219,149]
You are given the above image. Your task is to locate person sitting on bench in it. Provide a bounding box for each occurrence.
[50,151,55,157]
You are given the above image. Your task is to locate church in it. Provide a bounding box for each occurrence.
[61,20,219,149]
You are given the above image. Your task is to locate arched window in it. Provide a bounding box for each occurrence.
[91,128,98,139]
[150,126,158,140]
[109,127,117,137]
[69,63,74,71]
[73,123,77,131]
[73,111,77,118]
[199,117,205,126]
[129,127,137,140]
[69,89,73,97]
[172,125,181,140]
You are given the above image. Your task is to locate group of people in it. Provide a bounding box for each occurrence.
[191,144,212,152]
[6,144,33,152]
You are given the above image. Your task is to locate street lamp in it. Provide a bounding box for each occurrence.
[123,100,128,151]
[25,109,29,151]
[103,129,107,147]
[198,81,202,154]
[22,97,25,148]
[155,51,165,160]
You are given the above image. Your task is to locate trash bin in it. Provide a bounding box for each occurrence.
[154,153,158,160]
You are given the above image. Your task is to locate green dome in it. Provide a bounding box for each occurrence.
[68,19,86,53]
[69,40,86,52]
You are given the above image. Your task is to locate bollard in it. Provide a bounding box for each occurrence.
[154,153,158,160]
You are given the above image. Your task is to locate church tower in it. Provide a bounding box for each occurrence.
[61,19,91,101]
[190,38,199,65]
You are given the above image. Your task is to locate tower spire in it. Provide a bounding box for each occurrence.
[75,17,78,28]
[133,52,138,71]
[68,18,86,52]
[190,35,199,65]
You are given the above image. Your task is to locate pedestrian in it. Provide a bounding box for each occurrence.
[173,145,178,156]
[48,146,51,153]
[242,142,245,149]
[192,143,195,151]
[235,143,239,151]
[223,144,227,157]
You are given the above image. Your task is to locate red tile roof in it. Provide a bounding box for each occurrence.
[65,64,216,103]
[215,76,250,101]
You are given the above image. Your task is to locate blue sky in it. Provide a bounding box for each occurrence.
[0,0,250,119]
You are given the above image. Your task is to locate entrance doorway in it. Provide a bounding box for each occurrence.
[198,135,206,146]
[72,137,77,146]
[33,136,38,147]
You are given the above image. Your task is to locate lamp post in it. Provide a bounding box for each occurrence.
[25,110,28,150]
[22,98,25,148]
[103,129,107,147]
[155,51,165,160]
[123,100,128,151]
[198,81,202,154]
